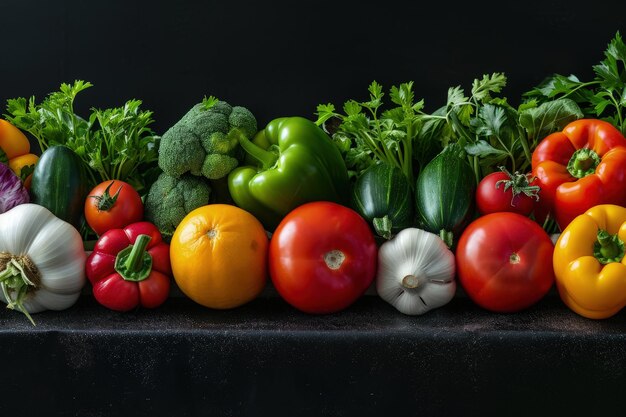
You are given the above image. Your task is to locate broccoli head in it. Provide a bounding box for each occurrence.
[144,172,211,237]
[158,97,257,180]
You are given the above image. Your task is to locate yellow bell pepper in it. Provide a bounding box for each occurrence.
[554,204,626,319]
[0,119,39,189]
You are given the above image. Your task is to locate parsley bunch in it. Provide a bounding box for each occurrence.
[4,81,160,194]
[317,74,582,186]
[316,81,431,184]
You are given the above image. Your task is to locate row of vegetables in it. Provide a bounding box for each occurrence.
[1,32,626,325]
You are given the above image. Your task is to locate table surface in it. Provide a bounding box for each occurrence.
[2,291,625,417]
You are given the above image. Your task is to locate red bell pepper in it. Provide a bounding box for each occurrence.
[531,119,626,230]
[86,221,171,311]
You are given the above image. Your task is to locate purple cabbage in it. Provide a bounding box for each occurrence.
[0,163,29,213]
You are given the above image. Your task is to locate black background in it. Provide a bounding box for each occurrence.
[1,0,625,134]
[2,2,626,416]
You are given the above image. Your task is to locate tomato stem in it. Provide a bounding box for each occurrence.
[494,166,540,206]
[89,180,122,212]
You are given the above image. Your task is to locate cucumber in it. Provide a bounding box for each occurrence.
[30,145,87,229]
[415,146,475,248]
[352,162,413,239]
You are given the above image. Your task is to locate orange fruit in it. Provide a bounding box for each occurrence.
[170,204,268,309]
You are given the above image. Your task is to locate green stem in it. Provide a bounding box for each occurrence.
[517,125,533,165]
[609,92,624,131]
[114,234,153,282]
[359,132,385,160]
[557,80,601,101]
[404,122,414,184]
[567,148,601,178]
[373,216,393,240]
[237,134,278,169]
[594,229,625,264]
[125,235,151,273]
[439,230,454,249]
[472,155,481,185]
[89,181,121,211]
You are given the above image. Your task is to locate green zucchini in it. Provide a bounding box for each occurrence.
[30,145,87,229]
[352,162,413,239]
[415,146,475,248]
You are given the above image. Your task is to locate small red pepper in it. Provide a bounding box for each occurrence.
[531,119,626,230]
[86,221,171,312]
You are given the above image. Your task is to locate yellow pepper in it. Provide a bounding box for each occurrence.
[0,119,39,189]
[554,204,626,319]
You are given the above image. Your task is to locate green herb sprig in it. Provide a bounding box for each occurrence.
[524,31,626,135]
[4,80,160,194]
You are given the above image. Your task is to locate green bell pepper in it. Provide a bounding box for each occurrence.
[228,116,350,230]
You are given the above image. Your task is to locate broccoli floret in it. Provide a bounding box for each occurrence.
[144,172,211,237]
[158,97,257,180]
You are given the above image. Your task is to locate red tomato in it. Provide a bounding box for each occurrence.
[85,180,144,236]
[269,201,378,314]
[476,171,538,216]
[455,212,554,313]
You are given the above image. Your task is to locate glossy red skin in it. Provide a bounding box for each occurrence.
[456,212,555,313]
[531,119,626,230]
[86,221,172,312]
[85,180,144,236]
[269,201,378,314]
[476,172,536,216]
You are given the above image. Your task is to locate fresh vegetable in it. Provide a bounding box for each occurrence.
[4,80,160,193]
[415,145,475,248]
[316,81,438,183]
[269,201,377,314]
[476,166,540,216]
[30,145,88,230]
[0,163,29,213]
[317,76,582,186]
[376,228,456,315]
[459,95,582,182]
[228,117,350,231]
[553,204,626,319]
[158,96,257,180]
[85,180,144,236]
[531,119,626,230]
[144,172,211,238]
[8,153,38,189]
[170,204,268,309]
[0,204,86,324]
[86,221,171,312]
[0,119,39,188]
[456,212,555,313]
[525,31,626,136]
[351,162,413,239]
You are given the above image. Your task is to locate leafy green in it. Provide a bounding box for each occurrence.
[316,72,583,186]
[4,80,159,193]
[518,99,583,147]
[88,100,159,191]
[523,31,626,135]
[315,81,429,184]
